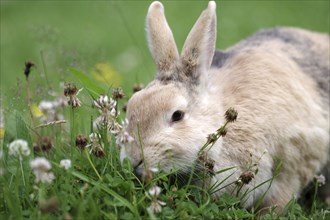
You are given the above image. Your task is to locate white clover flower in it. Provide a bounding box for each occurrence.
[316,174,326,186]
[39,101,55,111]
[110,108,117,117]
[116,130,134,146]
[30,157,52,172]
[147,185,166,214]
[68,96,81,108]
[60,159,72,170]
[38,97,66,123]
[109,121,122,134]
[122,118,129,128]
[93,94,120,131]
[116,118,134,146]
[8,139,30,160]
[149,167,159,173]
[94,95,116,111]
[89,133,101,143]
[149,199,166,214]
[148,186,161,197]
[30,157,55,184]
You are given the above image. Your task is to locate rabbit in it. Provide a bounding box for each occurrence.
[120,1,330,212]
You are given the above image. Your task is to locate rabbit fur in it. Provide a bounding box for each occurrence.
[120,1,330,211]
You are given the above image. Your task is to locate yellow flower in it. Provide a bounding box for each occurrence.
[31,104,44,118]
[91,63,122,86]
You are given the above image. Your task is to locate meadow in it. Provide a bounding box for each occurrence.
[1,1,329,219]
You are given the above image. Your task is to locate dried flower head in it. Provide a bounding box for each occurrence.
[60,159,72,170]
[206,133,217,145]
[33,136,53,151]
[64,83,81,108]
[39,196,59,213]
[239,170,254,184]
[24,61,35,79]
[8,139,30,160]
[112,87,125,99]
[64,83,78,97]
[122,103,128,112]
[76,134,88,150]
[91,144,105,158]
[218,127,227,137]
[225,107,238,123]
[142,169,154,182]
[133,83,144,93]
[30,157,55,184]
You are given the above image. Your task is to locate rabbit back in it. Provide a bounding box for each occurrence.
[209,27,329,210]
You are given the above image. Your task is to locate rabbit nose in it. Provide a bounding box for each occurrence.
[133,159,144,179]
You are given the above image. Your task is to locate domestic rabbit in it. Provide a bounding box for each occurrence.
[120,1,330,212]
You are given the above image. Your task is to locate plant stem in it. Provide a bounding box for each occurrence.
[39,50,52,93]
[19,158,26,186]
[84,149,102,181]
[25,79,35,127]
[311,178,318,213]
[70,107,75,158]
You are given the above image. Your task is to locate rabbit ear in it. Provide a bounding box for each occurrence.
[181,1,216,79]
[146,1,180,76]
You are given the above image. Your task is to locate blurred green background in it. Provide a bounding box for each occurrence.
[1,0,329,107]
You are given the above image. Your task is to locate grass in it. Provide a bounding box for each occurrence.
[0,1,330,219]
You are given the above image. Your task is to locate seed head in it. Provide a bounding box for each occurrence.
[205,158,215,176]
[133,83,144,93]
[206,133,218,144]
[39,136,52,152]
[218,126,227,137]
[24,61,35,79]
[64,83,78,97]
[239,171,254,184]
[32,136,52,153]
[225,107,238,123]
[122,103,128,112]
[142,169,154,182]
[92,145,105,157]
[75,134,88,150]
[112,87,125,100]
[39,196,59,213]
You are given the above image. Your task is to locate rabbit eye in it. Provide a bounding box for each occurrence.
[171,110,185,122]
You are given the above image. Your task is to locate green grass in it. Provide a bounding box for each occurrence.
[1,1,330,219]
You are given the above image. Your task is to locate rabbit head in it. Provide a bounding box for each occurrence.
[120,1,220,177]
